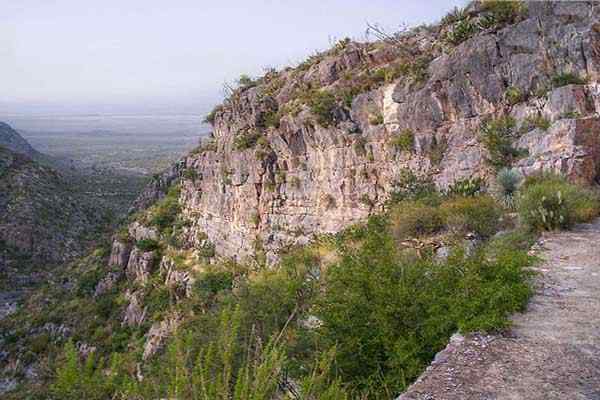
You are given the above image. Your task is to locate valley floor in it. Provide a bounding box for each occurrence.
[399,219,600,400]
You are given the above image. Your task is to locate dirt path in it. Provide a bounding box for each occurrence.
[398,220,600,400]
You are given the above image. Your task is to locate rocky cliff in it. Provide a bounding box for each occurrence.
[128,1,600,264]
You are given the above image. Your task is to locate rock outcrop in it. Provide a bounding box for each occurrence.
[128,1,600,262]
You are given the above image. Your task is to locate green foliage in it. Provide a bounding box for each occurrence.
[183,168,199,181]
[520,114,551,133]
[481,0,527,25]
[317,216,534,396]
[116,227,132,243]
[518,174,600,231]
[390,201,445,240]
[197,241,216,258]
[551,72,587,88]
[445,17,478,45]
[261,109,281,129]
[446,177,484,197]
[234,131,263,151]
[441,195,502,238]
[77,268,103,296]
[136,238,159,252]
[238,74,257,89]
[369,112,384,126]
[496,168,522,208]
[390,129,415,152]
[148,185,181,231]
[306,90,337,127]
[52,341,129,400]
[504,86,524,105]
[194,270,233,298]
[389,169,437,204]
[204,105,224,125]
[480,116,527,170]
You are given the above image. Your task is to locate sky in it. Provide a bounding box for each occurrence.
[1,0,466,116]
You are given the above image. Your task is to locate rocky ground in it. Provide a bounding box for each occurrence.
[398,219,600,400]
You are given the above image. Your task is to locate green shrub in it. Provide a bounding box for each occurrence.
[136,239,159,252]
[148,185,181,231]
[389,201,445,240]
[480,116,527,170]
[237,74,257,89]
[427,134,448,165]
[441,195,502,238]
[481,0,527,25]
[182,168,199,181]
[518,175,600,231]
[389,169,438,204]
[317,216,534,396]
[504,86,524,105]
[390,129,414,152]
[116,227,131,243]
[306,90,337,127]
[204,105,223,125]
[234,131,262,150]
[194,270,233,297]
[369,112,384,126]
[551,72,587,88]
[446,177,484,197]
[520,114,551,133]
[197,241,216,258]
[262,109,282,128]
[496,168,522,208]
[445,17,478,45]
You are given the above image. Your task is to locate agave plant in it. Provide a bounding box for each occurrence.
[495,168,522,208]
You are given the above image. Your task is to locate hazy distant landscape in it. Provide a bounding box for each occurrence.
[4,114,209,175]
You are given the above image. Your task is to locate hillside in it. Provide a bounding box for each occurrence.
[0,122,38,159]
[3,1,600,399]
[152,0,600,262]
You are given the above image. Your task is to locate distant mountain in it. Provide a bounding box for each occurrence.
[0,121,38,159]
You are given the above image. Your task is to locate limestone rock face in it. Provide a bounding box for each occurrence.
[122,290,146,327]
[125,248,156,284]
[108,240,132,268]
[142,316,179,360]
[140,1,600,262]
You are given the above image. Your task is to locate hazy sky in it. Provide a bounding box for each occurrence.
[2,0,466,115]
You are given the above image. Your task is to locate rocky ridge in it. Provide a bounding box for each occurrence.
[95,0,600,364]
[126,1,600,265]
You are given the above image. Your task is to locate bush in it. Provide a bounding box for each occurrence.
[389,201,445,240]
[445,17,478,45]
[504,86,524,105]
[136,239,159,252]
[197,241,216,258]
[148,185,181,231]
[518,175,600,231]
[317,216,534,396]
[481,0,527,25]
[388,169,437,204]
[480,116,527,170]
[496,168,522,208]
[306,90,337,127]
[390,129,414,152]
[234,131,262,150]
[551,72,587,88]
[441,195,502,238]
[520,114,551,133]
[369,112,384,126]
[194,270,233,297]
[446,177,484,197]
[237,74,257,89]
[204,105,223,125]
